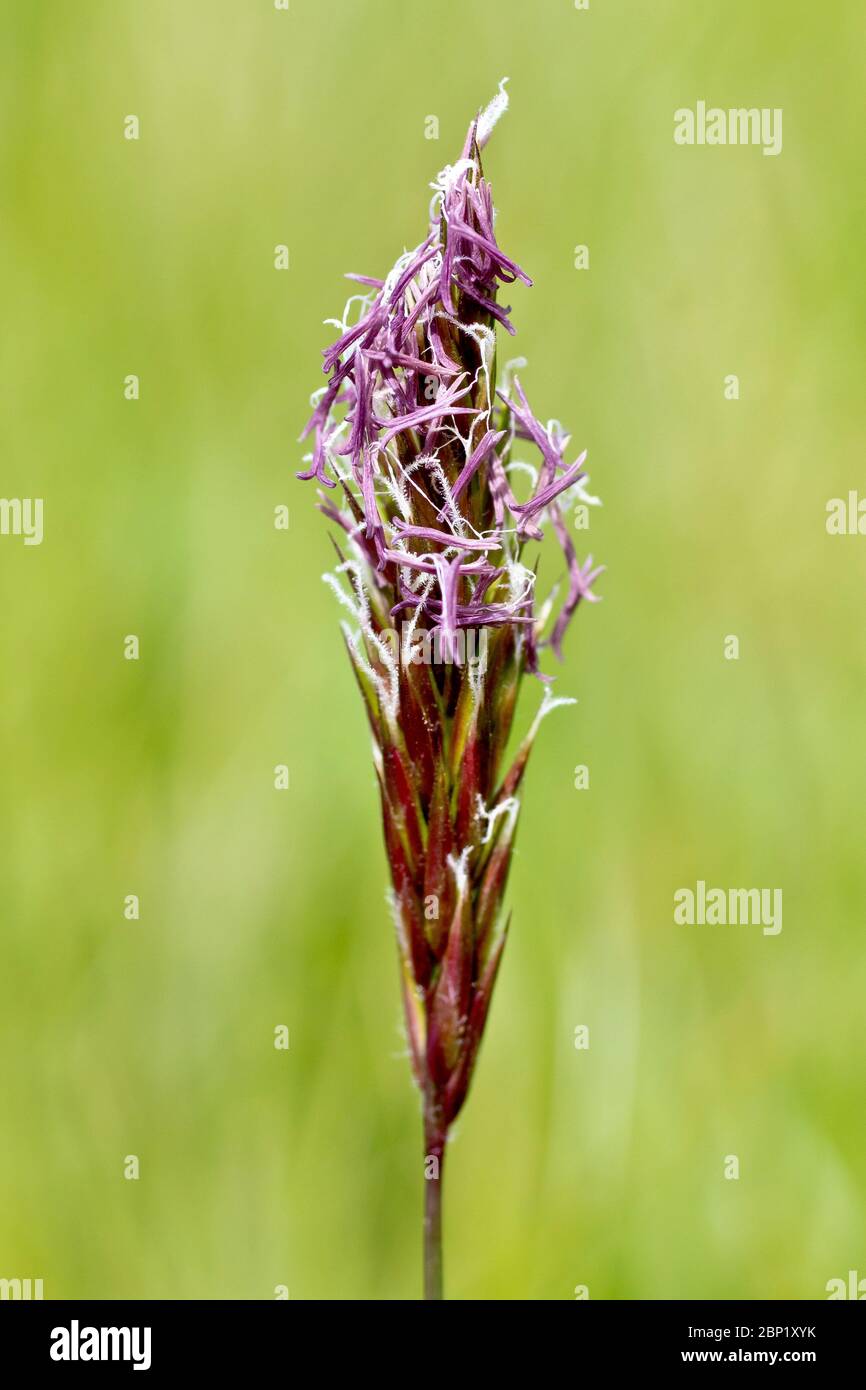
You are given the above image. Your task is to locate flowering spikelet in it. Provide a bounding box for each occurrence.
[299,82,604,1295]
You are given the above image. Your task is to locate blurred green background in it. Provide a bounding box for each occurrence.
[1,0,864,1300]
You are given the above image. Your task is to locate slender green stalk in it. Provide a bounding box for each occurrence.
[423,1168,443,1300]
[423,1106,445,1300]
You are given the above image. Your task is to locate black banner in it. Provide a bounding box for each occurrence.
[0,1299,861,1373]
